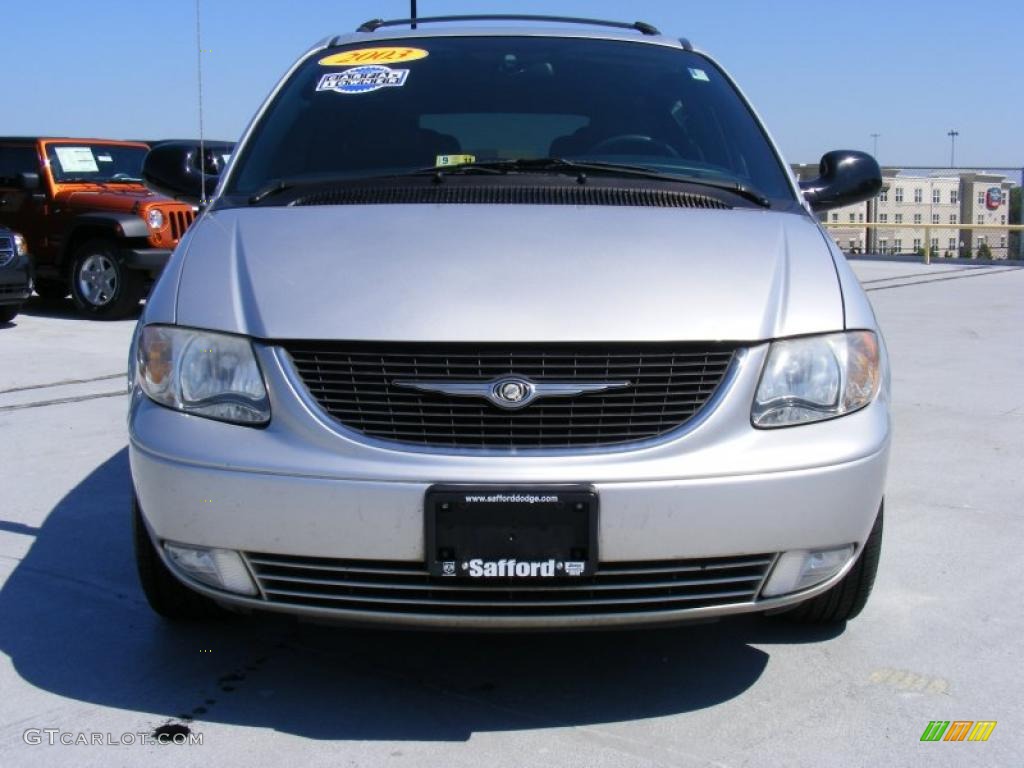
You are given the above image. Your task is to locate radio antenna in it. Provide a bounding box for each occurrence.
[195,0,207,206]
[411,0,417,29]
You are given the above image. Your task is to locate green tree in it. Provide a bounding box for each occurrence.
[977,241,993,259]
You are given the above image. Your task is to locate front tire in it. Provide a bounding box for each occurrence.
[780,503,883,624]
[70,239,144,319]
[133,497,225,621]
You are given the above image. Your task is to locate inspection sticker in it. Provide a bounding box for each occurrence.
[436,154,476,167]
[688,67,710,82]
[316,66,408,95]
[319,47,428,66]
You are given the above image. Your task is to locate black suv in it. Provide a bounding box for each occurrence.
[0,226,32,323]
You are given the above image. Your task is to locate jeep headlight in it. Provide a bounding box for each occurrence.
[13,233,28,256]
[146,209,165,229]
[136,325,270,425]
[752,331,880,428]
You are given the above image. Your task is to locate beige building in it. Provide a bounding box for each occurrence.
[792,165,1016,258]
[958,173,1013,257]
[874,172,961,257]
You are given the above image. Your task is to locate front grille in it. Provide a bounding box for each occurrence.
[0,237,13,268]
[0,284,26,297]
[282,342,737,449]
[246,553,775,617]
[168,209,196,241]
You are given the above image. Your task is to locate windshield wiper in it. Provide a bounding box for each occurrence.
[412,158,772,207]
[248,160,772,208]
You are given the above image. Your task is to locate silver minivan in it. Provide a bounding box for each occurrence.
[130,15,889,629]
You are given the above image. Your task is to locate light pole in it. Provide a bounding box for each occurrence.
[947,130,959,167]
[870,133,880,159]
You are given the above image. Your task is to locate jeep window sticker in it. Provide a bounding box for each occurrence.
[53,146,98,173]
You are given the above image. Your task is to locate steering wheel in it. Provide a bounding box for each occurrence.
[588,134,680,157]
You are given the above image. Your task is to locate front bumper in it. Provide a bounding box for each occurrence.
[0,254,33,305]
[129,343,891,629]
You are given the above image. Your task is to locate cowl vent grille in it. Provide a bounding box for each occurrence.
[292,185,732,209]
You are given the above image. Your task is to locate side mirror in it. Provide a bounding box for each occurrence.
[799,150,882,212]
[142,141,235,205]
[16,172,40,191]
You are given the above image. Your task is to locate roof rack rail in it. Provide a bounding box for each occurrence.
[356,14,661,36]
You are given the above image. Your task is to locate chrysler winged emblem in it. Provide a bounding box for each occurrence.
[392,374,632,410]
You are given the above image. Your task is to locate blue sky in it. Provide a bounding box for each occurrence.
[4,0,1021,167]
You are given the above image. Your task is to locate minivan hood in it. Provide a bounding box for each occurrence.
[174,205,842,342]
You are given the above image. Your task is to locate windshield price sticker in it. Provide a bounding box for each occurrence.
[54,146,99,173]
[316,66,409,95]
[319,47,428,66]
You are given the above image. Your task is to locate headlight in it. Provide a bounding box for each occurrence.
[146,209,165,229]
[13,233,28,256]
[752,331,880,428]
[135,325,270,425]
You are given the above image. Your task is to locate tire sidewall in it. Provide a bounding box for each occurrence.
[69,239,139,319]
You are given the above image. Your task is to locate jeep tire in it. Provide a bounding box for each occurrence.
[70,239,144,319]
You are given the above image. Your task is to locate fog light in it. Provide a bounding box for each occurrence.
[762,545,855,597]
[164,544,258,596]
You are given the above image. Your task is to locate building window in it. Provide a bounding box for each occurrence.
[977,215,984,225]
[895,213,903,224]
[913,214,922,224]
[978,191,985,205]
[932,189,941,204]
[931,213,940,224]
[931,237,939,249]
[879,190,888,202]
[858,213,864,223]
[1000,215,1006,224]
[832,213,839,223]
[914,188,923,203]
[913,238,921,250]
[1000,236,1006,249]
[948,237,956,250]
[895,188,904,203]
[879,238,888,252]
[849,213,856,223]
[950,190,958,204]
[879,213,888,223]
[894,239,903,252]
[848,239,856,250]
[949,214,958,224]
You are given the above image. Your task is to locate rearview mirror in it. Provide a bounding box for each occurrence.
[799,150,882,212]
[142,141,235,205]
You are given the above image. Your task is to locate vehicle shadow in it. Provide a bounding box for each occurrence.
[19,295,142,320]
[0,449,843,741]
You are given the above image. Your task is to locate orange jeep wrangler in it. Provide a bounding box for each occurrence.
[0,138,200,318]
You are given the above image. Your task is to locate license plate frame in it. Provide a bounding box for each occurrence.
[424,485,598,579]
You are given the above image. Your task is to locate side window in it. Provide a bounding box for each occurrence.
[0,145,40,187]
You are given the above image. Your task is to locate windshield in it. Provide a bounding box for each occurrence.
[227,37,795,204]
[44,143,147,183]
